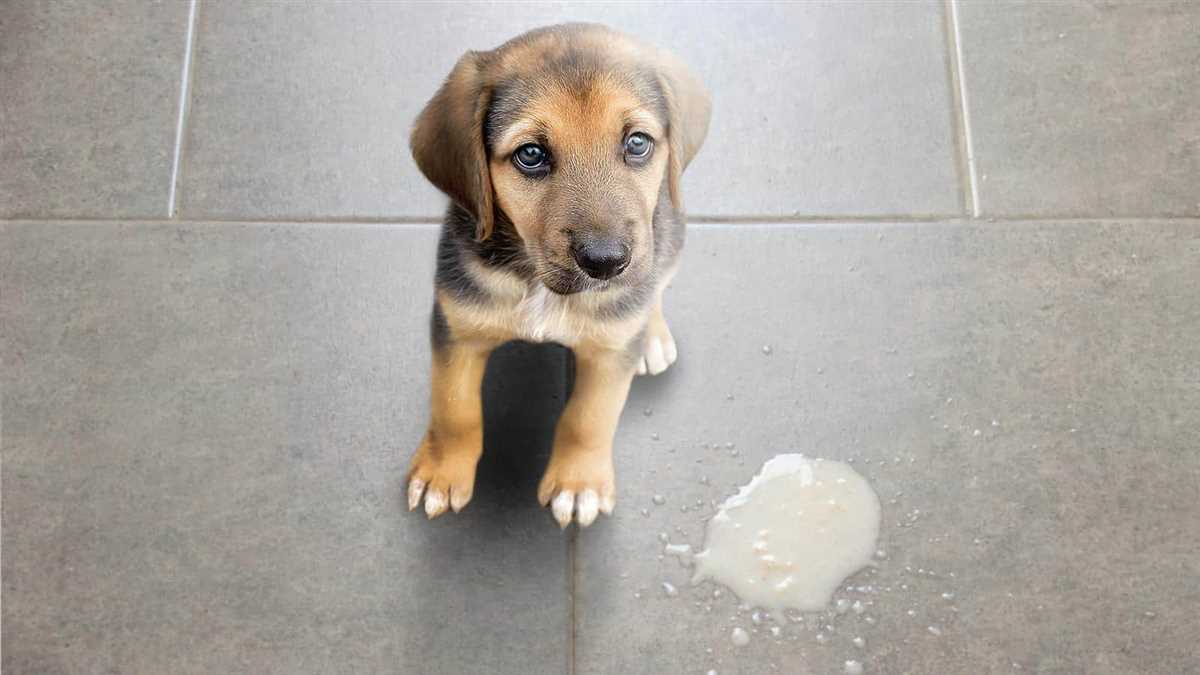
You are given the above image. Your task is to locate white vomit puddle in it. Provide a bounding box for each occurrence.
[692,454,881,613]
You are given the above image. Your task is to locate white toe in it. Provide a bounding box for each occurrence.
[424,488,448,518]
[663,335,678,366]
[645,338,668,375]
[576,490,600,527]
[636,357,648,375]
[449,487,471,513]
[599,494,615,515]
[551,491,575,529]
[407,479,426,511]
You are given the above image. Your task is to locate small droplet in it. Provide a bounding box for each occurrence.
[658,532,669,543]
[991,419,1000,427]
[730,449,739,457]
[844,660,864,675]
[770,626,781,637]
[927,625,943,636]
[815,632,829,644]
[724,442,735,449]
[650,432,659,441]
[662,581,678,597]
[906,609,917,617]
[726,393,735,401]
[762,345,773,355]
[941,592,956,601]
[835,599,851,614]
[852,636,866,648]
[731,627,750,646]
[863,615,877,625]
[874,549,887,560]
[639,508,650,517]
[973,429,982,437]
[851,600,865,614]
[633,592,642,599]
[907,371,915,379]
[643,407,653,417]
[652,494,666,505]
[1144,611,1157,619]
[751,611,764,625]
[664,543,691,558]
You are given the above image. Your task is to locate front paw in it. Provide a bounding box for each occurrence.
[537,446,616,528]
[406,434,481,519]
[637,312,677,376]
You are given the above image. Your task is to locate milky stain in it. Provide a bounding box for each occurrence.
[692,454,881,613]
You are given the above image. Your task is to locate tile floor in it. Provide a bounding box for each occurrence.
[2,2,1198,674]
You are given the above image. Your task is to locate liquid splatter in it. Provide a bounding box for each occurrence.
[692,454,881,613]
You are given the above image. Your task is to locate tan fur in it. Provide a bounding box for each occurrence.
[407,24,710,526]
[407,338,496,516]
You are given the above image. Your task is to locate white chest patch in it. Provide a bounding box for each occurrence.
[515,285,581,344]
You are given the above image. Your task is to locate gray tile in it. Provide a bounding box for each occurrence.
[960,2,1200,217]
[0,1,189,218]
[0,223,570,675]
[180,2,959,220]
[575,223,1200,674]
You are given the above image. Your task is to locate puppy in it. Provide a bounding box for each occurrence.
[406,23,710,527]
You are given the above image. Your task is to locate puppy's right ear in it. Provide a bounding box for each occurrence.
[411,52,495,240]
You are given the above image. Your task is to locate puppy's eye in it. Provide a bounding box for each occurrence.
[513,144,549,173]
[624,132,653,163]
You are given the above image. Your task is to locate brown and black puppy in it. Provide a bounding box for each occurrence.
[407,23,710,528]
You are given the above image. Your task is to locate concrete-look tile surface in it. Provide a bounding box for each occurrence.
[0,1,188,218]
[0,223,571,675]
[577,224,1200,674]
[180,1,958,220]
[959,1,1200,217]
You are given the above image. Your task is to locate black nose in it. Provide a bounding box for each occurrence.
[571,239,631,280]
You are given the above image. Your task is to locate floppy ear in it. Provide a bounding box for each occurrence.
[655,50,712,212]
[410,52,495,240]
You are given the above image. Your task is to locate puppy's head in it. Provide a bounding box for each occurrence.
[411,24,710,294]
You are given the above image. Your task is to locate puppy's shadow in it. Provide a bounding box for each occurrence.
[472,341,573,511]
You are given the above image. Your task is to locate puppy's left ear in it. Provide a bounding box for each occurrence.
[411,52,495,240]
[655,49,712,212]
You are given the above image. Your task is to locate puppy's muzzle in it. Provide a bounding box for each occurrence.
[571,237,631,280]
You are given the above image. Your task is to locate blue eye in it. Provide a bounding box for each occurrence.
[514,144,548,172]
[624,132,653,161]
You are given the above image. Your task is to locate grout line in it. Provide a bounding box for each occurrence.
[567,526,577,675]
[688,213,962,224]
[947,0,981,217]
[5,215,1200,228]
[940,0,971,217]
[0,216,446,226]
[167,0,199,219]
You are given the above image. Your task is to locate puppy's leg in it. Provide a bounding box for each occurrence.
[636,297,677,376]
[538,344,636,528]
[407,310,494,518]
